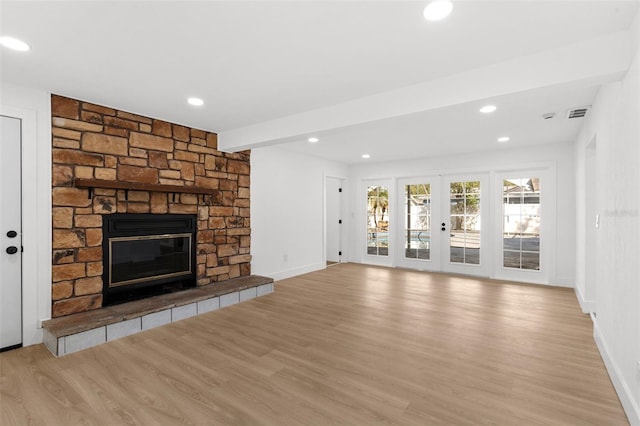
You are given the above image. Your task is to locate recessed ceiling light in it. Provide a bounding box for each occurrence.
[480,105,497,114]
[498,137,510,143]
[308,137,319,143]
[362,154,371,159]
[0,36,30,52]
[187,97,204,106]
[423,0,453,21]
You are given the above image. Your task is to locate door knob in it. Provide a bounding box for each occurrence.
[441,222,446,231]
[6,230,17,238]
[6,246,18,255]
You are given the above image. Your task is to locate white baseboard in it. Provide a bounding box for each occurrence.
[555,276,575,288]
[574,285,596,314]
[593,318,640,425]
[267,262,326,281]
[23,328,44,347]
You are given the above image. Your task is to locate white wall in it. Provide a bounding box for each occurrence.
[0,83,52,346]
[574,11,640,424]
[347,141,575,286]
[251,146,348,280]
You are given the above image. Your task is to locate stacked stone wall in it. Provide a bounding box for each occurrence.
[51,95,250,317]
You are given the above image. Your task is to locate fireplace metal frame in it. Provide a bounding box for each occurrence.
[107,232,193,288]
[102,213,197,305]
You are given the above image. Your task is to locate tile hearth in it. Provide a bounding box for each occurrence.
[43,275,274,356]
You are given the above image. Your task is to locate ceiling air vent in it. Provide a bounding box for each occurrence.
[567,106,590,119]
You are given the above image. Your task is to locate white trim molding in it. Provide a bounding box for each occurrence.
[267,262,326,282]
[593,317,639,425]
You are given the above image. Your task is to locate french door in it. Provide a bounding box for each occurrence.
[397,177,441,270]
[397,174,489,276]
[441,174,489,276]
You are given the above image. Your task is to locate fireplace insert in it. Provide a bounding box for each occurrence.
[102,213,197,305]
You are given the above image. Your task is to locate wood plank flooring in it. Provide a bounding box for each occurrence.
[1,263,627,425]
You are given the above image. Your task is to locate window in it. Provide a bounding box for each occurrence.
[503,178,540,270]
[367,185,389,256]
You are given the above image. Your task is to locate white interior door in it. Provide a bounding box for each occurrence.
[440,174,489,276]
[326,177,343,263]
[0,115,23,350]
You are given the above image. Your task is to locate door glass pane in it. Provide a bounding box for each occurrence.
[367,185,389,256]
[503,178,540,270]
[449,181,480,264]
[404,184,431,260]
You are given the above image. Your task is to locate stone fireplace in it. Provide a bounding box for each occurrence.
[51,95,251,318]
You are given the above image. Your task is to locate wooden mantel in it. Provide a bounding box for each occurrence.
[74,178,219,196]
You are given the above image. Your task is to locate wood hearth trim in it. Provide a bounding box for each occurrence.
[74,178,219,196]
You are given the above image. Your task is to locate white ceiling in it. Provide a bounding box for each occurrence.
[1,1,638,164]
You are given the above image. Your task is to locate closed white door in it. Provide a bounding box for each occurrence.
[0,115,22,350]
[397,174,488,276]
[326,177,343,263]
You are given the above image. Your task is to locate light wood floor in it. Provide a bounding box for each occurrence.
[1,263,627,425]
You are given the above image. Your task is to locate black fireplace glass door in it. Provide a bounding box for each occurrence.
[109,233,192,287]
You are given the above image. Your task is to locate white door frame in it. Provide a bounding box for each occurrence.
[583,139,597,310]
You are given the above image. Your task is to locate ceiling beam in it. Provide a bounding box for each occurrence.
[218,30,631,152]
